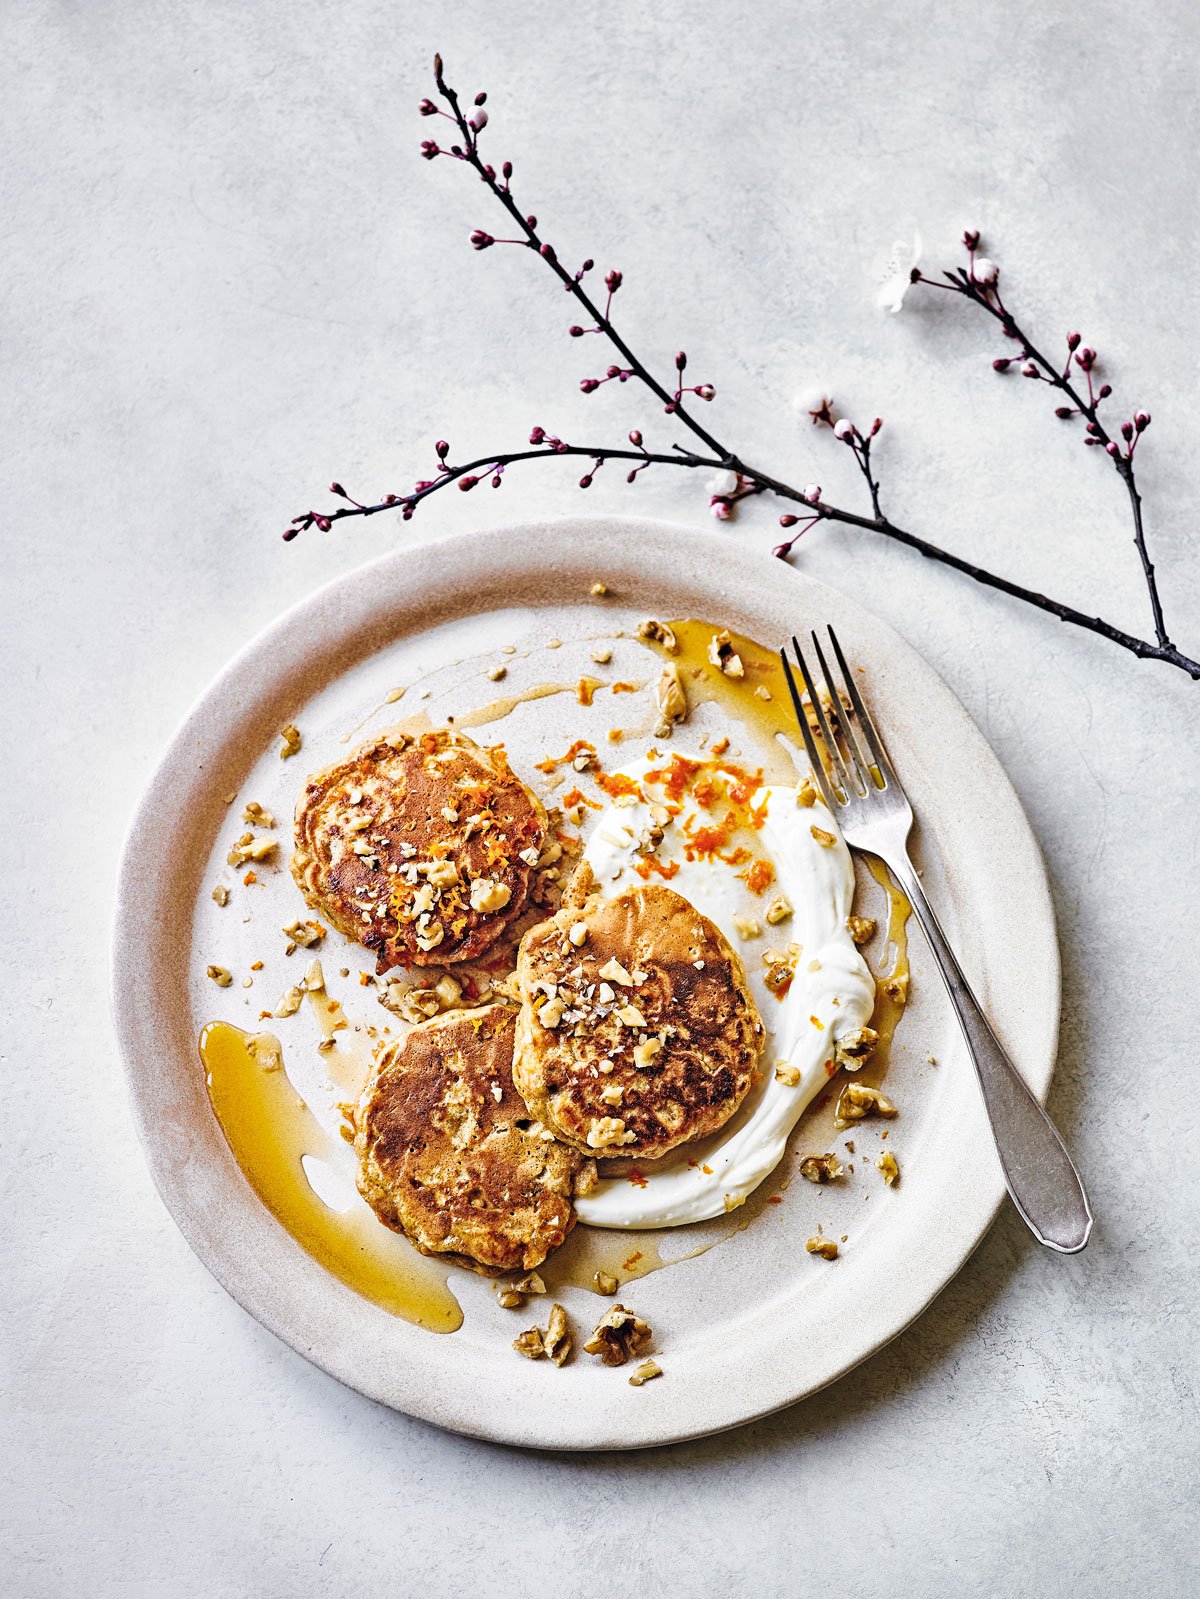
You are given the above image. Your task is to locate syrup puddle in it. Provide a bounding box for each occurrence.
[200,1022,462,1332]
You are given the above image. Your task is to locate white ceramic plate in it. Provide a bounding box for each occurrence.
[111,517,1058,1450]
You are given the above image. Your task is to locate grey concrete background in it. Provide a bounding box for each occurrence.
[3,2,1198,1594]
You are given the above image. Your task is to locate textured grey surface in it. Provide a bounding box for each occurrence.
[3,1,1198,1594]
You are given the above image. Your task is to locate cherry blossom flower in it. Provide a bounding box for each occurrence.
[876,228,922,313]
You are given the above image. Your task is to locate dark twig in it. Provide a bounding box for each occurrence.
[286,58,1198,681]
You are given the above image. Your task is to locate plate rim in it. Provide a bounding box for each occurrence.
[110,514,1060,1449]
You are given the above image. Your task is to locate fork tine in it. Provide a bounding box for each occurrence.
[826,625,898,789]
[810,629,869,793]
[788,635,854,797]
[779,648,837,809]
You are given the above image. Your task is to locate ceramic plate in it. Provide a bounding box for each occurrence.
[111,517,1058,1450]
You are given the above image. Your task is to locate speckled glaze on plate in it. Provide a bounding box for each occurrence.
[110,517,1059,1451]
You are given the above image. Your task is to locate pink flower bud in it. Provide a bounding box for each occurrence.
[870,417,884,436]
[605,269,623,293]
[470,229,493,250]
[474,92,487,106]
[1105,442,1120,457]
[628,429,643,446]
[420,141,440,160]
[1121,421,1134,442]
[435,440,450,459]
[833,419,856,442]
[1135,410,1151,431]
[972,257,999,285]
[502,161,513,180]
[963,229,981,250]
[1054,407,1074,419]
[580,378,600,393]
[529,426,546,445]
[458,475,479,491]
[469,109,489,131]
[314,515,332,532]
[419,99,438,116]
[675,351,687,370]
[802,484,822,504]
[695,384,715,401]
[569,325,585,337]
[539,243,555,261]
[1067,331,1081,351]
[1075,347,1096,371]
[282,527,298,541]
[579,475,593,489]
[330,481,346,496]
[993,358,1013,372]
[779,514,799,528]
[710,499,732,521]
[1098,384,1112,399]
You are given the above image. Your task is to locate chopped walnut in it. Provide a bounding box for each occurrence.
[512,1327,545,1360]
[732,913,761,940]
[629,1360,663,1387]
[568,920,589,947]
[599,957,633,986]
[242,801,275,827]
[593,1270,619,1296]
[800,1153,844,1184]
[806,1235,839,1260]
[774,1063,802,1087]
[543,1302,572,1366]
[707,629,744,677]
[590,581,609,597]
[637,618,678,654]
[282,919,325,948]
[633,1035,663,1070]
[834,1081,898,1129]
[537,994,565,1029]
[278,724,302,759]
[753,685,772,702]
[227,833,278,867]
[591,645,613,665]
[654,662,687,737]
[796,778,818,807]
[211,885,230,907]
[274,985,303,1018]
[882,970,910,1004]
[834,1026,879,1070]
[810,826,836,849]
[877,1151,900,1186]
[487,664,507,682]
[206,965,233,987]
[469,877,512,914]
[847,914,876,945]
[764,895,793,926]
[495,1271,546,1310]
[587,1116,634,1150]
[583,1303,653,1367]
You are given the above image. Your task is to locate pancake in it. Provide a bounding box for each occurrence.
[352,1005,592,1275]
[513,878,765,1161]
[292,728,546,972]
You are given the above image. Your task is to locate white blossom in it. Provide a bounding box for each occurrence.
[793,385,836,427]
[876,228,922,313]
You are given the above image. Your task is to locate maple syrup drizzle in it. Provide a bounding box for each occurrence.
[199,1022,462,1333]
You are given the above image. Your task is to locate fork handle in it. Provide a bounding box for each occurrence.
[886,853,1092,1254]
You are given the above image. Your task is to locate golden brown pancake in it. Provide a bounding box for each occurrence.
[292,728,546,972]
[513,879,764,1161]
[352,1005,592,1275]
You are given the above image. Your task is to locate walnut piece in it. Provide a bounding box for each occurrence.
[242,801,275,827]
[834,1026,879,1070]
[637,618,678,654]
[278,724,302,759]
[206,965,233,987]
[593,1271,619,1296]
[512,1327,545,1360]
[800,1153,844,1184]
[877,1150,900,1186]
[707,629,744,677]
[513,1302,572,1365]
[584,1303,653,1367]
[496,1270,547,1310]
[227,832,278,868]
[810,825,836,849]
[834,1081,898,1130]
[654,662,687,737]
[806,1236,839,1260]
[764,895,793,925]
[846,913,876,945]
[211,885,230,907]
[629,1360,663,1387]
[282,919,325,949]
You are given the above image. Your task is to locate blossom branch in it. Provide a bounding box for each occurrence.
[285,57,1199,681]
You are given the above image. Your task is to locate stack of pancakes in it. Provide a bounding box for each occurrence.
[292,729,764,1275]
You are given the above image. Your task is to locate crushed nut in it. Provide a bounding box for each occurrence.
[753,685,772,702]
[834,1026,879,1069]
[637,617,678,654]
[469,877,512,914]
[568,920,588,947]
[707,629,744,677]
[242,801,275,827]
[806,1236,839,1260]
[587,1117,634,1150]
[882,970,909,1004]
[774,1063,802,1087]
[764,895,793,925]
[584,1304,653,1367]
[834,1082,898,1129]
[487,665,507,682]
[732,913,761,940]
[796,778,818,807]
[633,1036,663,1070]
[227,833,278,868]
[653,662,687,737]
[800,1153,844,1184]
[512,1327,545,1360]
[591,646,613,665]
[543,1302,572,1366]
[847,914,877,945]
[274,985,303,1018]
[590,581,609,597]
[629,1360,663,1387]
[278,724,302,759]
[810,826,836,849]
[211,885,230,907]
[282,919,325,948]
[598,957,633,986]
[877,1151,900,1186]
[537,994,565,1029]
[495,1271,546,1310]
[593,1271,619,1296]
[206,965,233,987]
[422,859,459,888]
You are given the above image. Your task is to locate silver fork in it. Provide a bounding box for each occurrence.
[781,627,1092,1254]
